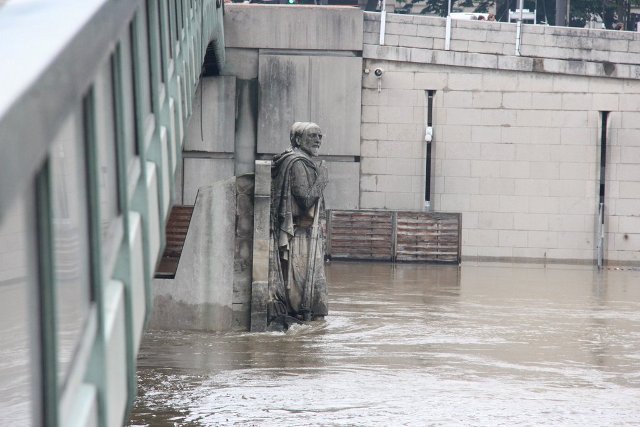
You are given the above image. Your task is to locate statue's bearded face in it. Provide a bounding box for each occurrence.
[299,126,323,157]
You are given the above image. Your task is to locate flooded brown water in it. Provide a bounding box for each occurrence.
[129,262,640,426]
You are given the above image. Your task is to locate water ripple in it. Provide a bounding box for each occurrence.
[129,262,640,426]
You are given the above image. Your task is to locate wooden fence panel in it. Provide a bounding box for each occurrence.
[327,210,394,260]
[327,210,460,264]
[395,212,460,263]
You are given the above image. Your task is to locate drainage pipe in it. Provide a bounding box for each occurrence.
[424,90,435,211]
[597,111,609,269]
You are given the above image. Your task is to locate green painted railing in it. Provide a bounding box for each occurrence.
[0,1,224,426]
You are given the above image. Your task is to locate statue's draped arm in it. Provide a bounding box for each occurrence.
[290,161,325,211]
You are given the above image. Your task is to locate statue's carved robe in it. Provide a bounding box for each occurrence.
[269,148,328,322]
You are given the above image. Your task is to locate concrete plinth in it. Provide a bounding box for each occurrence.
[150,178,236,331]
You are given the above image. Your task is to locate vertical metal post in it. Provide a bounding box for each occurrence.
[35,162,59,427]
[379,0,386,45]
[515,0,524,55]
[326,210,333,259]
[445,0,452,50]
[391,211,398,262]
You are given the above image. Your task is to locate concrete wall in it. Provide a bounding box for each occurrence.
[361,12,640,264]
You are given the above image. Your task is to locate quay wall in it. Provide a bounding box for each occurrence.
[360,12,640,264]
[182,5,640,264]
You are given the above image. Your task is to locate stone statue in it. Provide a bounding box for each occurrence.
[268,122,329,327]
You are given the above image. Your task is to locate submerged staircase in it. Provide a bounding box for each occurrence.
[155,205,194,278]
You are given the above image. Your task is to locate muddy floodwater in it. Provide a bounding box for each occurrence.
[129,262,640,426]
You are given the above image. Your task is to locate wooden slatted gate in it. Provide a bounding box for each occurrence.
[327,210,461,264]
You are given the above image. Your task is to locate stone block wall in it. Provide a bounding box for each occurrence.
[220,4,364,211]
[606,111,640,263]
[181,76,236,205]
[224,4,363,51]
[362,12,640,264]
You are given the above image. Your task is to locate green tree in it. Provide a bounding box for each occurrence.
[569,0,640,29]
[394,0,510,17]
[396,0,639,29]
[421,0,458,16]
[473,0,494,12]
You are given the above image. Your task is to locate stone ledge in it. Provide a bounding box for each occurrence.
[461,255,640,267]
[225,4,363,51]
[366,12,640,68]
[364,42,640,80]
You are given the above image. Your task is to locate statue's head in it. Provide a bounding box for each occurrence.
[291,122,322,157]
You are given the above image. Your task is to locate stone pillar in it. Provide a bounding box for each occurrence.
[233,174,255,329]
[182,77,236,205]
[234,79,258,176]
[250,160,272,331]
[555,0,567,26]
